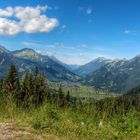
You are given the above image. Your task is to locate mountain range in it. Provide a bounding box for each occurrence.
[75,57,112,76]
[83,57,140,93]
[1,45,140,93]
[0,46,80,82]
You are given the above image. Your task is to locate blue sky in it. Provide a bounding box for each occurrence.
[0,0,140,64]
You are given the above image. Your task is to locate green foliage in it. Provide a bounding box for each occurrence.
[3,64,20,99]
[0,63,140,139]
[0,91,140,139]
[112,110,140,135]
[0,64,51,107]
[20,68,50,107]
[0,76,3,92]
[66,90,70,106]
[57,85,65,107]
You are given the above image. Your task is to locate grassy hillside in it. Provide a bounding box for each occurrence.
[0,65,140,140]
[0,90,140,140]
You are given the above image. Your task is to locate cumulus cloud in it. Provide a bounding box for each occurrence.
[0,5,58,35]
[0,6,14,17]
[0,18,20,35]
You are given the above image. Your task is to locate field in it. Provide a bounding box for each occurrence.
[0,88,140,140]
[50,82,119,99]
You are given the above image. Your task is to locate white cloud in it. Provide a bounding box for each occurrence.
[60,25,67,32]
[123,29,137,36]
[79,53,85,57]
[23,41,41,47]
[0,5,58,35]
[0,6,14,17]
[95,47,113,52]
[54,6,59,10]
[36,50,56,56]
[23,15,58,33]
[0,18,20,35]
[78,6,93,16]
[124,29,131,34]
[86,7,92,15]
[76,44,88,48]
[61,25,67,29]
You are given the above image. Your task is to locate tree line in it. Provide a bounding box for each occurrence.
[0,64,139,118]
[0,64,70,108]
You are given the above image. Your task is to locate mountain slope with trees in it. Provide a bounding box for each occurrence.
[0,46,80,82]
[84,57,140,93]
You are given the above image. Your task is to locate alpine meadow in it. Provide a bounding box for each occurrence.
[0,0,140,140]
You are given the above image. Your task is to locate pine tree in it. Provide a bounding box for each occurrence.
[66,90,70,104]
[0,76,3,96]
[57,84,64,107]
[20,70,49,107]
[58,84,63,98]
[34,66,39,76]
[20,73,30,107]
[33,73,49,106]
[3,64,20,97]
[0,76,3,91]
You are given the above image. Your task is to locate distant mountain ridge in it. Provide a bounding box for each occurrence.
[11,47,140,93]
[75,57,112,76]
[2,45,140,93]
[0,45,10,53]
[0,46,80,82]
[12,48,51,63]
[83,56,140,93]
[48,55,80,71]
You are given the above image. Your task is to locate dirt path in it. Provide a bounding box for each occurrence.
[0,123,59,140]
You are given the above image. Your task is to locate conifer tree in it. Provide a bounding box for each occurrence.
[34,66,39,76]
[20,69,49,107]
[20,73,30,107]
[58,84,63,96]
[3,64,20,97]
[66,90,70,104]
[33,73,49,106]
[0,76,3,91]
[57,84,64,107]
[21,73,35,106]
[0,76,3,96]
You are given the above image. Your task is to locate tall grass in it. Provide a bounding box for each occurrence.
[0,90,140,140]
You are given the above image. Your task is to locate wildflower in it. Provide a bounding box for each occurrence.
[81,122,85,125]
[98,121,103,128]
